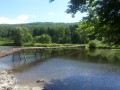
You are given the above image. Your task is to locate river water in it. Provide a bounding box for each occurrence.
[0,46,120,90]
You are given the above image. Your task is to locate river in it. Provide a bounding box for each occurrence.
[0,46,120,90]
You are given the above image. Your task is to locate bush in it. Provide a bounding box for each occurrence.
[12,27,33,46]
[35,34,52,44]
[88,40,101,48]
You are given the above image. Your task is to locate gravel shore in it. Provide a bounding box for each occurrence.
[0,71,44,90]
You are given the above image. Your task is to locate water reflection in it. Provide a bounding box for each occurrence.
[0,46,15,51]
[85,49,120,64]
[0,48,120,71]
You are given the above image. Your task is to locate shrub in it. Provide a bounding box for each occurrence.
[12,27,33,46]
[35,34,52,44]
[88,40,101,48]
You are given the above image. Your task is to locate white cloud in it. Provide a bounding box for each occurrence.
[48,12,55,16]
[18,15,29,21]
[0,15,30,24]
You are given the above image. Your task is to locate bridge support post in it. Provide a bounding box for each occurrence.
[40,51,42,58]
[19,52,21,62]
[45,53,46,58]
[12,53,15,62]
[35,50,37,58]
[23,52,27,62]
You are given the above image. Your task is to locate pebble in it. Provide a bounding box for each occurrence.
[0,71,17,90]
[0,71,44,90]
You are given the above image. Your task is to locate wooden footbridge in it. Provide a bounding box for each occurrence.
[0,47,55,58]
[0,45,84,58]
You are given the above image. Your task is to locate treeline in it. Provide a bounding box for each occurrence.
[0,20,119,47]
[0,22,78,45]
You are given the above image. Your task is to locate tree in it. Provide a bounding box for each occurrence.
[61,27,71,44]
[51,0,120,45]
[12,27,33,46]
[87,0,120,44]
[71,30,81,44]
[35,34,52,44]
[24,33,33,43]
[12,27,24,45]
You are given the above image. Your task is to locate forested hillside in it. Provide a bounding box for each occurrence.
[0,19,119,48]
[0,22,78,45]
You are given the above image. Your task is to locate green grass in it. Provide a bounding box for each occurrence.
[0,41,13,46]
[0,40,85,47]
[1,40,120,49]
[33,43,84,47]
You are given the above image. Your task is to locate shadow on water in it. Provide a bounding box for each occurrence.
[44,74,120,90]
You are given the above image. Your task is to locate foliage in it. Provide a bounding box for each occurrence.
[23,42,34,46]
[50,0,120,45]
[0,20,119,47]
[24,33,33,43]
[71,30,81,44]
[35,34,52,44]
[11,27,33,46]
[62,0,120,25]
[0,23,77,45]
[72,19,101,44]
[0,37,13,45]
[88,40,101,48]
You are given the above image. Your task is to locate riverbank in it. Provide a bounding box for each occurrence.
[0,42,120,49]
[0,71,44,90]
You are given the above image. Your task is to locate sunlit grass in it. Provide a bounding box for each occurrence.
[0,41,13,46]
[23,42,85,47]
[33,43,84,47]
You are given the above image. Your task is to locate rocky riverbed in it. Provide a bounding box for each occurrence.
[0,71,44,90]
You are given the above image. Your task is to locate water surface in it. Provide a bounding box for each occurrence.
[0,47,120,90]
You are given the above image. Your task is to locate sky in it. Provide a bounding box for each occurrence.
[0,0,87,24]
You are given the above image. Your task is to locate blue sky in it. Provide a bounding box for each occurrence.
[0,0,86,24]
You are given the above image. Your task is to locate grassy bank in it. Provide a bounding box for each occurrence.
[0,40,85,47]
[0,40,120,49]
[24,43,85,47]
[0,41,13,46]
